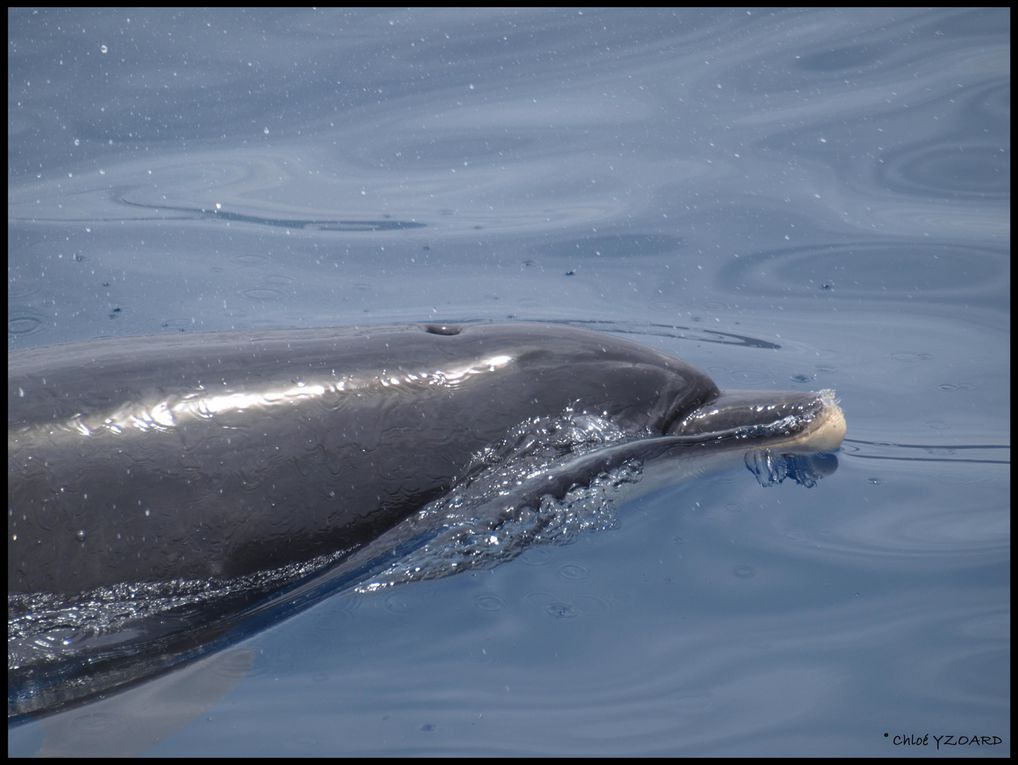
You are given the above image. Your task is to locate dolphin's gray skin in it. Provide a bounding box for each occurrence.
[8,323,845,596]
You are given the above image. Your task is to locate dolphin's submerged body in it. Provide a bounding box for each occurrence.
[8,323,845,717]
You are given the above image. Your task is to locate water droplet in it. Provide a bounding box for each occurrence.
[733,564,756,579]
[546,601,577,619]
[559,563,589,580]
[474,594,503,612]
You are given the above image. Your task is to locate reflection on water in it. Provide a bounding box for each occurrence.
[117,199,427,232]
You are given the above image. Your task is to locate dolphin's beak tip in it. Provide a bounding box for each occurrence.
[809,389,846,452]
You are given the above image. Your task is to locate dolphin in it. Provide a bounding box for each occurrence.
[8,322,846,719]
[8,322,845,597]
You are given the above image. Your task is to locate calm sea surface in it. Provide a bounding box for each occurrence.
[8,8,1009,757]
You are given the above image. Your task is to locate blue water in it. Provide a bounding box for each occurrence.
[7,7,1009,757]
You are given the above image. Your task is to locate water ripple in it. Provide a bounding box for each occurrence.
[841,438,1009,466]
[716,241,1006,304]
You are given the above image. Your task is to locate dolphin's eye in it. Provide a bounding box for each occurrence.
[423,324,462,336]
